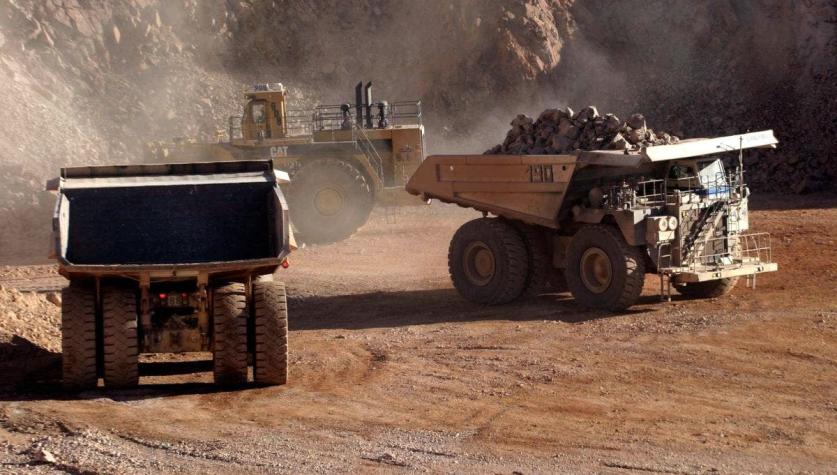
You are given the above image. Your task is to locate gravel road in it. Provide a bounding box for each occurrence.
[0,195,835,474]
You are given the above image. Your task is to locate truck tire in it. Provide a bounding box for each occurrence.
[213,283,248,385]
[565,225,645,311]
[102,286,139,388]
[252,280,288,385]
[513,222,550,298]
[61,282,98,390]
[448,218,528,305]
[288,158,374,244]
[675,277,739,298]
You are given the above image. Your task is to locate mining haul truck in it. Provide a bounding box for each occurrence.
[50,160,292,389]
[406,130,779,311]
[147,82,426,244]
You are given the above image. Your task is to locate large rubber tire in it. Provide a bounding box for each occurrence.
[513,222,551,299]
[252,280,289,385]
[288,158,374,244]
[675,277,739,299]
[448,218,529,305]
[102,286,139,388]
[61,282,98,390]
[213,283,249,385]
[565,225,646,311]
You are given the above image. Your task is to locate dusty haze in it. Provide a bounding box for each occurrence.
[0,0,834,263]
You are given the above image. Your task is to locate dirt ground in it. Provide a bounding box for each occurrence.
[0,194,835,474]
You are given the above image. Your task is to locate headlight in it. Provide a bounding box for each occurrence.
[667,216,678,230]
[657,217,669,231]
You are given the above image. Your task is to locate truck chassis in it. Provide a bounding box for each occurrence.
[52,161,292,389]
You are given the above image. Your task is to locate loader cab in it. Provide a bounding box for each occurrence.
[241,83,288,141]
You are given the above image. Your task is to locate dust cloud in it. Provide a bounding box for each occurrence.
[0,0,833,263]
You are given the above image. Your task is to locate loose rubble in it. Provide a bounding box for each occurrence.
[0,285,61,353]
[485,107,679,155]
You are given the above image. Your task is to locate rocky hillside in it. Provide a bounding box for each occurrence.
[0,0,833,263]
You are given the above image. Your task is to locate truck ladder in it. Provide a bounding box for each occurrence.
[683,201,728,263]
[353,123,385,183]
[352,122,399,223]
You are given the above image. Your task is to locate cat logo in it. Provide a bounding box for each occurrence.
[270,146,288,158]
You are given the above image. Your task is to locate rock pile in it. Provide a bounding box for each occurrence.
[485,106,679,155]
[0,285,61,353]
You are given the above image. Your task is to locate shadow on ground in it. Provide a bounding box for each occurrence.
[0,338,241,402]
[288,287,657,331]
[1,288,671,401]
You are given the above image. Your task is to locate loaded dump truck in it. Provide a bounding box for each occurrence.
[406,130,779,311]
[50,160,292,389]
[147,82,426,243]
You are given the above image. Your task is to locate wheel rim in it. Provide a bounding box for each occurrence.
[313,187,344,216]
[463,241,495,286]
[580,247,612,294]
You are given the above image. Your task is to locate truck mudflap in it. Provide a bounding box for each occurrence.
[668,261,778,284]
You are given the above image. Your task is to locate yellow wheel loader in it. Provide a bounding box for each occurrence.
[147,82,426,244]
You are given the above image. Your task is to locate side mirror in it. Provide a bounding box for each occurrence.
[45,177,60,191]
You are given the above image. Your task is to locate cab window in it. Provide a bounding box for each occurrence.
[668,163,692,179]
[251,102,266,124]
[271,103,282,126]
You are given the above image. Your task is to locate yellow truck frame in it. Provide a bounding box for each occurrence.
[407,130,779,311]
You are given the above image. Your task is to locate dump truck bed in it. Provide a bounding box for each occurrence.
[52,160,290,278]
[406,130,778,228]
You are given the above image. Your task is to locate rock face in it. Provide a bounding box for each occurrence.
[485,108,678,155]
[0,0,834,262]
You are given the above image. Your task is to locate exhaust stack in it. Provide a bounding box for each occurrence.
[365,82,373,129]
[355,82,363,128]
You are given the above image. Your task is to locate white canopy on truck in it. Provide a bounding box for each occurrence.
[576,130,778,168]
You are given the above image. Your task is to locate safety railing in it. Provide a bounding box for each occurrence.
[312,105,353,131]
[635,178,667,207]
[312,100,422,132]
[656,241,674,270]
[738,232,773,265]
[228,100,422,140]
[685,232,772,272]
[284,109,315,136]
[604,178,666,210]
[667,169,746,203]
[658,232,772,276]
[389,101,422,126]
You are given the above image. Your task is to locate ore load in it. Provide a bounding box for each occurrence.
[485,106,679,156]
